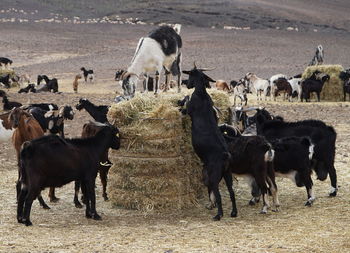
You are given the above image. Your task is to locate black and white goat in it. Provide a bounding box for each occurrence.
[81,67,94,82]
[28,105,74,138]
[121,24,182,100]
[18,83,36,93]
[36,75,59,93]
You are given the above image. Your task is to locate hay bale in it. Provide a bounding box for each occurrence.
[107,90,230,211]
[302,65,344,101]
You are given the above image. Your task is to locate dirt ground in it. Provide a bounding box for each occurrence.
[1,13,350,253]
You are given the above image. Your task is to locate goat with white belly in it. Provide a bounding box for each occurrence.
[120,24,182,100]
[245,73,270,101]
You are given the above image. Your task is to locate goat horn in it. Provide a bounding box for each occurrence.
[193,61,197,69]
[198,67,216,71]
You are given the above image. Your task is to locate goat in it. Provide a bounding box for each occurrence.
[245,73,270,101]
[73,74,82,93]
[308,45,324,66]
[339,70,350,101]
[36,75,59,93]
[255,114,338,196]
[0,74,11,88]
[301,74,330,102]
[181,63,237,220]
[0,111,13,142]
[115,69,125,81]
[288,77,302,101]
[218,124,278,214]
[2,96,22,111]
[18,83,36,93]
[8,108,51,210]
[0,89,6,97]
[80,67,94,82]
[73,122,113,207]
[0,57,12,69]
[17,122,120,226]
[75,98,109,123]
[270,74,287,100]
[215,80,230,91]
[121,24,182,99]
[273,77,293,101]
[28,105,74,138]
[231,79,248,106]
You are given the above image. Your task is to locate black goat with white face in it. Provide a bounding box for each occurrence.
[182,64,237,221]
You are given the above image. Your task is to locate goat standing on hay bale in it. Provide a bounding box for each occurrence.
[181,63,237,221]
[120,24,182,101]
[308,45,324,66]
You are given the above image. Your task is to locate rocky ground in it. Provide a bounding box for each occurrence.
[1,1,350,252]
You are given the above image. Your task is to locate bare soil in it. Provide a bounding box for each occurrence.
[1,4,350,252]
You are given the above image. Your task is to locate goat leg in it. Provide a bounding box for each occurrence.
[74,181,83,208]
[48,187,59,202]
[211,184,223,221]
[223,171,237,217]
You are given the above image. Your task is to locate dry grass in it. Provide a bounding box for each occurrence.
[107,90,230,211]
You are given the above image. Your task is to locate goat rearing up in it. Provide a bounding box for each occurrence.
[182,63,237,221]
[121,24,182,99]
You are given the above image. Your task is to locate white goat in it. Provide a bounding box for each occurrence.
[120,24,182,100]
[245,73,270,101]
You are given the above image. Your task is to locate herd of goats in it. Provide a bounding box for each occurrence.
[0,24,348,225]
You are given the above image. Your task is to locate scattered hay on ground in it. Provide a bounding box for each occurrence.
[302,64,344,101]
[107,89,230,212]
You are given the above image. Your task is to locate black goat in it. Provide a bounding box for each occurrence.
[182,63,236,221]
[0,89,6,97]
[81,67,94,82]
[36,75,59,93]
[18,84,36,93]
[301,74,330,102]
[256,114,338,196]
[219,124,278,214]
[0,74,11,88]
[75,98,109,123]
[28,105,74,138]
[17,123,120,226]
[0,57,13,68]
[74,122,114,208]
[339,70,350,101]
[2,96,22,111]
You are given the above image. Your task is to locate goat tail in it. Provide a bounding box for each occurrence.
[264,143,275,162]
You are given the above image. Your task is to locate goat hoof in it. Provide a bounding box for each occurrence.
[248,200,256,206]
[50,197,60,203]
[75,202,83,208]
[230,211,238,217]
[329,191,337,197]
[24,219,32,226]
[305,201,313,207]
[260,210,267,214]
[103,196,109,201]
[212,214,222,221]
[42,204,51,210]
[93,213,102,220]
[17,217,24,224]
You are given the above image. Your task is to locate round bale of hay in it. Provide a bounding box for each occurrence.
[107,90,230,212]
[302,64,344,101]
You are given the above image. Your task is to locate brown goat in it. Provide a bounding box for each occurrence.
[273,78,293,101]
[9,108,53,209]
[215,80,230,92]
[73,74,82,93]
